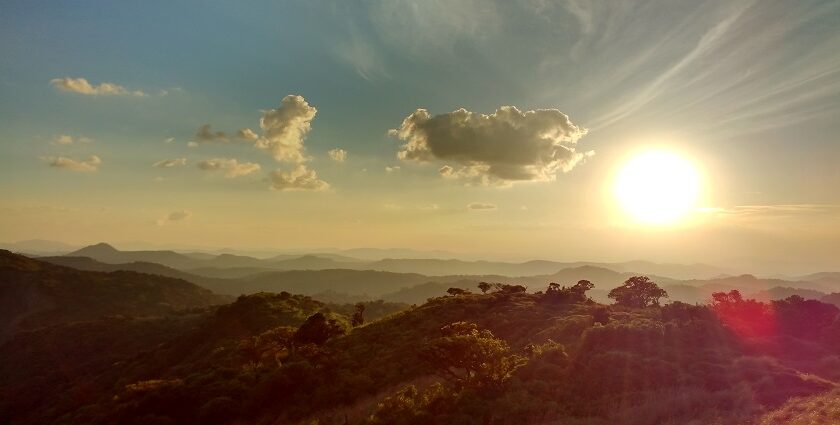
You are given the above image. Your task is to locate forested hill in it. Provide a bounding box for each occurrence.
[3,271,840,424]
[0,250,231,339]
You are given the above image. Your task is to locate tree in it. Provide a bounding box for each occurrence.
[477,282,492,294]
[545,280,594,303]
[446,287,471,296]
[420,322,525,390]
[294,312,345,345]
[608,276,667,308]
[351,303,366,327]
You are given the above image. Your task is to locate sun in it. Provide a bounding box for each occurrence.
[614,150,701,225]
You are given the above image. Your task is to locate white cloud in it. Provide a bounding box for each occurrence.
[156,210,191,226]
[237,128,259,141]
[268,165,330,191]
[255,95,317,163]
[391,105,590,185]
[41,155,102,172]
[164,137,175,144]
[153,158,187,168]
[328,148,347,162]
[50,77,146,97]
[197,158,261,178]
[53,134,92,145]
[187,141,199,148]
[467,202,497,211]
[385,165,401,173]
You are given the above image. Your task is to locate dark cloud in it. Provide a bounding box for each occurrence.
[391,106,591,185]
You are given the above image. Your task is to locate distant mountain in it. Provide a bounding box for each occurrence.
[752,287,827,302]
[67,242,202,269]
[0,239,79,256]
[0,250,230,339]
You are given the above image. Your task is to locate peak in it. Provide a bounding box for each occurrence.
[74,242,119,253]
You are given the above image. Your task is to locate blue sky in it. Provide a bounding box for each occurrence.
[1,0,839,273]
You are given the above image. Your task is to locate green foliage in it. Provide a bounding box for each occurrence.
[421,322,526,390]
[608,276,668,308]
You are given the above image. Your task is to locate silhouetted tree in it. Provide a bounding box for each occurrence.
[446,287,471,296]
[773,295,839,338]
[477,282,492,294]
[421,322,525,390]
[351,303,366,327]
[294,312,345,345]
[608,276,667,308]
[546,280,594,303]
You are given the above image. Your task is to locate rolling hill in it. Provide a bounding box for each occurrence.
[0,250,230,339]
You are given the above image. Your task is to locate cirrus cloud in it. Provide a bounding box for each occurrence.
[268,165,329,191]
[50,77,146,97]
[390,106,590,185]
[197,158,261,178]
[41,155,102,172]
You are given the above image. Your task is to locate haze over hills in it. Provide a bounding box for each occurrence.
[3,252,840,424]
[56,242,735,279]
[33,245,840,308]
[0,250,230,340]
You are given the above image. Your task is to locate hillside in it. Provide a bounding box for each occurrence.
[3,276,840,424]
[0,250,230,339]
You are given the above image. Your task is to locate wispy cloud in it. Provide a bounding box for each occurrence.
[467,202,497,211]
[156,210,191,226]
[53,134,92,145]
[153,158,187,168]
[197,158,261,178]
[50,77,146,97]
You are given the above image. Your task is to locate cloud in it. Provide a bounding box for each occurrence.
[193,124,228,144]
[255,95,317,163]
[187,141,199,148]
[153,158,187,168]
[391,106,590,185]
[164,137,175,144]
[53,134,92,145]
[328,148,347,162]
[50,77,146,97]
[385,165,401,173]
[156,210,191,226]
[237,128,259,141]
[268,165,330,191]
[467,202,497,211]
[197,158,261,178]
[42,155,101,172]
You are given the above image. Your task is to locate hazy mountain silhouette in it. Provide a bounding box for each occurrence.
[0,250,230,340]
[64,242,731,279]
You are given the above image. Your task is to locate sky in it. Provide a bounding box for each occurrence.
[1,0,839,273]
